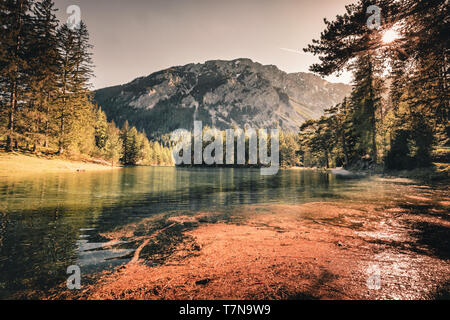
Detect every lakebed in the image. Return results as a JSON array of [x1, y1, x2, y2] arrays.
[[51, 180, 449, 300]]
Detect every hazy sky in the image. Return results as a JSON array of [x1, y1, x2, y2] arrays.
[[53, 0, 357, 89]]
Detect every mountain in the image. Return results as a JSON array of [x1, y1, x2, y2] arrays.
[[94, 58, 352, 138]]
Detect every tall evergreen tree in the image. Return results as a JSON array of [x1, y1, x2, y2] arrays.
[[299, 118, 334, 168], [325, 97, 354, 166], [103, 122, 122, 166], [303, 0, 446, 169], [55, 20, 94, 154], [28, 0, 60, 150], [120, 121, 144, 165], [94, 107, 108, 150], [401, 0, 448, 125], [349, 55, 383, 163], [0, 0, 35, 151], [55, 23, 75, 154], [279, 131, 300, 168]]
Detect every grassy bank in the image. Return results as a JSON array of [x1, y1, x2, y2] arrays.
[[381, 163, 450, 182], [287, 163, 450, 183], [0, 152, 120, 177], [324, 163, 449, 183]]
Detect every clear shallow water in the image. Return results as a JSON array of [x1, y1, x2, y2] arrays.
[[0, 167, 414, 298]]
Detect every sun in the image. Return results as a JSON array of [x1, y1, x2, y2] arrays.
[[382, 28, 401, 44]]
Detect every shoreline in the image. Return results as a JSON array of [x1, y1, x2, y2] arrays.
[[287, 165, 450, 183], [0, 152, 121, 178], [1, 152, 447, 184]]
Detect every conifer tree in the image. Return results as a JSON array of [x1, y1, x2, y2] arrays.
[[325, 98, 354, 166], [94, 107, 108, 150], [55, 20, 94, 154], [279, 132, 300, 168], [103, 122, 122, 166], [28, 0, 60, 151], [0, 0, 35, 151], [120, 120, 130, 163], [349, 55, 383, 163]]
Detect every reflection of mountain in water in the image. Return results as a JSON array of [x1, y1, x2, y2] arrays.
[[0, 167, 361, 298]]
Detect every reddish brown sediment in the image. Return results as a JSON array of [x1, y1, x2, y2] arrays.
[[52, 194, 450, 300], [129, 222, 178, 264]]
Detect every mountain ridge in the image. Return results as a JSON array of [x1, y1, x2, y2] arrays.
[[94, 58, 352, 138]]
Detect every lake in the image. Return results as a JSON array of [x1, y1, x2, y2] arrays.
[[0, 167, 446, 299]]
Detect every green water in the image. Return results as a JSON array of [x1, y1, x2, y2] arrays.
[[0, 167, 408, 298]]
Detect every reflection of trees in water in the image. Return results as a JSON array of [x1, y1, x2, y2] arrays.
[[0, 168, 346, 298]]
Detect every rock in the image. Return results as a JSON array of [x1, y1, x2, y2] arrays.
[[195, 279, 212, 286]]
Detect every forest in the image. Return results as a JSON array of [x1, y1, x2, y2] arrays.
[[0, 0, 173, 166], [171, 125, 300, 169], [1, 0, 448, 172]]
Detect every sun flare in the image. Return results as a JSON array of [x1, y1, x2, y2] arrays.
[[382, 28, 401, 44]]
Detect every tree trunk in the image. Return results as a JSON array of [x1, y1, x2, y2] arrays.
[[341, 133, 349, 167], [371, 117, 377, 164], [325, 149, 330, 169], [6, 0, 24, 152], [6, 82, 17, 152], [58, 116, 64, 155], [32, 102, 39, 153], [44, 100, 50, 148]]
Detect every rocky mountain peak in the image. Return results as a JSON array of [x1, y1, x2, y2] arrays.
[[94, 59, 352, 138]]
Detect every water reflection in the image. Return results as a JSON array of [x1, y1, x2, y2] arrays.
[[0, 167, 400, 298]]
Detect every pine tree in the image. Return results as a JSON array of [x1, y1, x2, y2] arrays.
[[55, 20, 94, 154], [279, 132, 300, 168], [120, 120, 129, 163], [153, 141, 163, 165], [304, 0, 400, 76], [349, 55, 383, 163], [55, 23, 75, 154], [0, 2, 122, 163], [127, 127, 140, 165], [28, 0, 60, 151], [305, 0, 448, 170], [137, 131, 153, 164], [0, 0, 35, 151], [103, 122, 122, 166], [299, 118, 334, 168], [325, 98, 354, 166], [402, 0, 448, 125], [120, 122, 141, 165], [94, 107, 108, 150]]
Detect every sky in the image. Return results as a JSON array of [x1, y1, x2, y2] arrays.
[[53, 0, 358, 89]]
